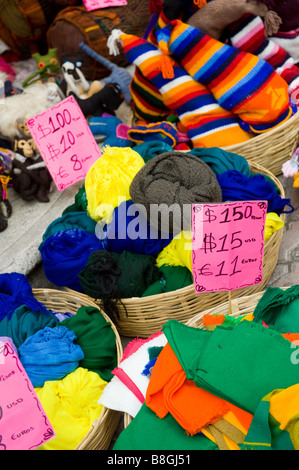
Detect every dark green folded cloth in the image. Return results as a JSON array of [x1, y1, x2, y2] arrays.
[[253, 285, 299, 333], [163, 319, 299, 414], [61, 306, 118, 382], [142, 264, 193, 297], [79, 249, 160, 300]]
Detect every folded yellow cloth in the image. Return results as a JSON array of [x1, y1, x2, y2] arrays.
[[35, 367, 107, 450], [264, 212, 284, 242], [156, 231, 193, 272], [85, 146, 144, 223]]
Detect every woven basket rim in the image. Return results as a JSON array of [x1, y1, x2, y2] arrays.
[[222, 111, 299, 151], [32, 288, 123, 451]]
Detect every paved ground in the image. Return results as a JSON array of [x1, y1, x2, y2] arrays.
[[266, 175, 299, 288]]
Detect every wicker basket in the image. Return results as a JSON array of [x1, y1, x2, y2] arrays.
[[32, 288, 123, 450], [66, 161, 286, 338], [123, 286, 290, 429], [222, 111, 299, 177], [186, 287, 290, 329]]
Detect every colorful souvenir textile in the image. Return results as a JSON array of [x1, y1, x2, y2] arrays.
[[217, 170, 293, 215], [133, 140, 173, 163], [39, 229, 102, 291], [113, 403, 218, 450], [0, 304, 58, 349], [61, 306, 118, 382], [155, 20, 293, 134], [99, 331, 167, 417], [129, 151, 222, 234], [36, 367, 107, 450], [156, 231, 193, 272], [111, 30, 251, 147], [0, 272, 49, 321], [102, 200, 173, 257], [142, 264, 193, 296], [187, 147, 252, 177], [228, 14, 299, 102], [252, 285, 299, 333], [264, 212, 285, 241], [85, 146, 144, 223], [18, 326, 84, 387], [163, 319, 299, 414], [79, 249, 160, 300], [41, 211, 97, 243], [62, 186, 88, 214], [241, 384, 299, 450]]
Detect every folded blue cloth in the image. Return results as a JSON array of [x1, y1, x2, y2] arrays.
[[19, 325, 84, 387], [0, 272, 50, 321], [217, 170, 294, 215], [39, 229, 104, 291], [101, 200, 173, 256]]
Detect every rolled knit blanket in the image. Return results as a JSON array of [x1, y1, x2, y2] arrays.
[[129, 151, 222, 233]]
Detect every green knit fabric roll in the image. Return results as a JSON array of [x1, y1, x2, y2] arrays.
[[61, 306, 118, 382]]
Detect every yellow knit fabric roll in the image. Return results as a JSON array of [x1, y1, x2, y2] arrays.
[[156, 213, 284, 273], [264, 212, 284, 242], [85, 146, 145, 223], [156, 231, 193, 272], [35, 367, 107, 450]]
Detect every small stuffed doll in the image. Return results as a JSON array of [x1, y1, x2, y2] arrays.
[[22, 49, 61, 88], [11, 126, 52, 203], [58, 52, 102, 100], [70, 82, 124, 118]]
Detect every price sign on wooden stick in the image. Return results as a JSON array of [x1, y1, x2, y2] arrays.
[[27, 96, 102, 191], [191, 201, 267, 294]]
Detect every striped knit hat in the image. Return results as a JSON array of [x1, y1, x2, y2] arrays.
[[155, 19, 294, 134], [108, 30, 251, 148]]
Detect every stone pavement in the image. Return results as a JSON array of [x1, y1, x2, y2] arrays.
[[266, 175, 299, 288]]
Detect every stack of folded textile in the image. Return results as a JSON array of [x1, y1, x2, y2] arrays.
[[105, 285, 299, 450]]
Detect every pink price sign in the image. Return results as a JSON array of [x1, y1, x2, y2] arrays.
[[191, 201, 267, 293], [0, 339, 55, 450], [83, 0, 127, 10], [27, 96, 102, 191]]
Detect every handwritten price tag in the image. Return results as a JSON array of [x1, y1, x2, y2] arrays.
[[83, 0, 127, 11], [191, 201, 267, 293], [27, 96, 102, 191], [0, 339, 55, 450]]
